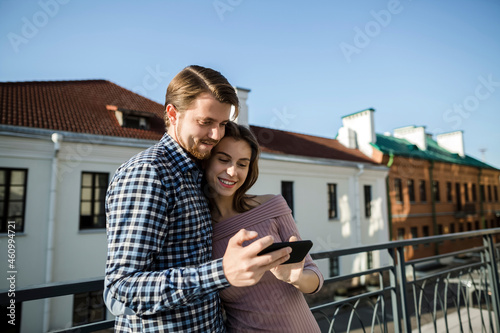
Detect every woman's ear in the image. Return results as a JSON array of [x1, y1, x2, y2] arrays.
[[166, 104, 177, 126]]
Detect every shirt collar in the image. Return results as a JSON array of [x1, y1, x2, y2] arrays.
[[160, 133, 202, 174]]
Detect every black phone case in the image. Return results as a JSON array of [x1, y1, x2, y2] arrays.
[[257, 240, 313, 264]]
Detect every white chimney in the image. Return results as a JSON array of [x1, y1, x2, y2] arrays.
[[393, 126, 427, 151], [234, 87, 250, 126], [337, 126, 357, 149], [436, 131, 465, 157], [338, 108, 375, 156]]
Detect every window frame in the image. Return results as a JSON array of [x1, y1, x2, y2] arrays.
[[0, 168, 28, 233], [419, 180, 427, 202], [394, 178, 403, 203], [281, 181, 294, 217], [327, 183, 338, 220], [364, 185, 372, 218], [79, 172, 109, 230]]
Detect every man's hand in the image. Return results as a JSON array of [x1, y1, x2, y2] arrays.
[[222, 229, 291, 287]]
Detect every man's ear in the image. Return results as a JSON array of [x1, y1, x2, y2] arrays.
[[166, 104, 177, 126]]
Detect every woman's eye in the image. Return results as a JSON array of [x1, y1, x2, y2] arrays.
[[238, 163, 248, 168]]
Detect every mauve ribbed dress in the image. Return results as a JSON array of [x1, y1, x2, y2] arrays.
[[212, 195, 323, 332]]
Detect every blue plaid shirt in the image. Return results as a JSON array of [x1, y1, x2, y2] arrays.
[[104, 133, 230, 332]]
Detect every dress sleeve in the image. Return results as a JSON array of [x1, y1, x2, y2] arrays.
[[104, 163, 229, 316], [273, 210, 324, 294]]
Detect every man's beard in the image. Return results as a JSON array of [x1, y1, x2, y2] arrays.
[[175, 122, 218, 160]]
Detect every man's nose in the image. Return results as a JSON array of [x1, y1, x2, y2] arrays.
[[208, 125, 222, 141]]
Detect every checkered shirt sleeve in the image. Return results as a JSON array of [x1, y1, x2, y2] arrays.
[[104, 134, 230, 332]]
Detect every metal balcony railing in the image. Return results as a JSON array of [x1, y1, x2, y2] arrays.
[[1, 228, 499, 333]]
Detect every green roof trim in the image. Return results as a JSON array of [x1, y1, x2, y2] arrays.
[[371, 134, 497, 170], [341, 108, 375, 119]]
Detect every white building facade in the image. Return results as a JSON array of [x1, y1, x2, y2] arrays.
[[1, 81, 389, 331]]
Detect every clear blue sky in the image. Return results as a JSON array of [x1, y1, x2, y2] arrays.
[[1, 0, 499, 168]]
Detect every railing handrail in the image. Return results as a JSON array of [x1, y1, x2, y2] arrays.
[[311, 228, 500, 260], [1, 228, 499, 332]]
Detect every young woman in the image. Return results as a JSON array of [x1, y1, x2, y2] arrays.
[[204, 122, 323, 332]]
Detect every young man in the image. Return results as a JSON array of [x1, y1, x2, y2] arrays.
[[104, 65, 291, 332]]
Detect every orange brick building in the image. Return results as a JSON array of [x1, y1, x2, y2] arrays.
[[338, 109, 500, 260]]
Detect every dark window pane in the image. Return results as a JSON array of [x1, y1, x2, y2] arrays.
[[8, 202, 23, 217], [364, 185, 372, 217], [328, 183, 337, 219], [281, 181, 294, 215]]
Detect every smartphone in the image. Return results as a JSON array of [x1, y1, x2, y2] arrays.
[[257, 240, 313, 265]]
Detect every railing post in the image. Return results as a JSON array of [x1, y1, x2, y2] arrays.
[[483, 234, 500, 331], [388, 248, 402, 333], [395, 246, 412, 332]]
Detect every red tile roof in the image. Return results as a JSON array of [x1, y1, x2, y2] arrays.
[[0, 79, 165, 140], [0, 79, 377, 164], [250, 125, 377, 164]]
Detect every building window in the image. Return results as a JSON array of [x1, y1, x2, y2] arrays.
[[367, 251, 373, 269], [73, 290, 105, 326], [0, 168, 27, 233], [475, 220, 480, 230], [327, 183, 337, 219], [329, 257, 339, 277], [446, 182, 452, 203], [467, 222, 473, 231], [480, 185, 485, 201], [364, 185, 372, 218], [450, 223, 456, 241], [433, 181, 440, 202], [410, 227, 418, 249], [463, 183, 469, 202], [419, 180, 427, 202], [494, 186, 498, 202], [281, 181, 294, 216], [456, 183, 462, 211], [80, 172, 108, 230], [472, 184, 477, 202], [394, 178, 403, 203], [487, 185, 492, 202], [458, 223, 464, 233], [397, 228, 405, 240], [407, 179, 415, 202], [422, 225, 430, 247]]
